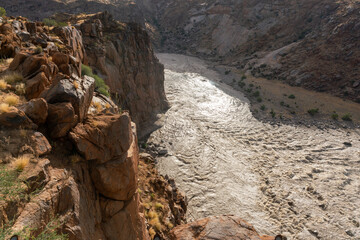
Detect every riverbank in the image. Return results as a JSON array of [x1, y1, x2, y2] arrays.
[[148, 53, 360, 239]]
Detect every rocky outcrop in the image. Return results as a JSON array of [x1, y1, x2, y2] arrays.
[[170, 215, 275, 240], [79, 12, 168, 133]]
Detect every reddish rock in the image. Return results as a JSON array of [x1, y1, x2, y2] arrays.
[[0, 107, 36, 129], [44, 76, 95, 122], [52, 52, 69, 67], [170, 215, 274, 240], [21, 55, 48, 78], [100, 197, 125, 219], [9, 52, 29, 71], [0, 23, 21, 58], [30, 132, 52, 156], [18, 98, 48, 124], [47, 102, 78, 138], [69, 113, 133, 163]]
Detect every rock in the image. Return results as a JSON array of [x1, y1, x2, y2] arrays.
[[9, 52, 29, 71], [353, 81, 359, 88], [18, 159, 50, 192], [26, 72, 51, 100], [100, 197, 125, 219], [47, 102, 78, 138], [21, 55, 48, 78], [17, 31, 31, 42], [170, 215, 274, 240], [25, 22, 37, 35], [88, 92, 119, 115], [18, 98, 48, 124], [69, 113, 133, 163], [0, 107, 36, 129], [30, 132, 52, 156], [33, 37, 48, 48], [52, 52, 69, 67], [44, 76, 95, 122], [0, 23, 21, 57]]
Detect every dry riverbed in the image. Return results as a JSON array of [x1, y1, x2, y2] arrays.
[[148, 53, 360, 239]]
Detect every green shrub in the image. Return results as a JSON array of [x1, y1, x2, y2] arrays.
[[307, 108, 319, 116], [256, 97, 262, 103], [270, 109, 276, 118], [331, 112, 338, 120], [238, 82, 245, 88], [81, 64, 110, 97], [225, 70, 231, 75], [253, 91, 260, 97], [35, 46, 43, 54], [241, 75, 246, 80], [341, 113, 352, 121], [43, 18, 67, 27], [260, 105, 266, 111], [0, 7, 6, 17], [0, 166, 25, 201], [288, 94, 295, 99]]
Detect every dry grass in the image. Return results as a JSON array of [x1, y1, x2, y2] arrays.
[[15, 83, 26, 95], [0, 103, 11, 113], [70, 154, 82, 163], [148, 211, 158, 219], [73, 81, 79, 89], [93, 101, 103, 113], [155, 202, 164, 210], [148, 228, 156, 239], [0, 80, 7, 90], [105, 103, 111, 109], [166, 222, 174, 229], [13, 155, 30, 172], [3, 95, 19, 106], [149, 217, 162, 231], [2, 72, 23, 84], [19, 129, 28, 138]]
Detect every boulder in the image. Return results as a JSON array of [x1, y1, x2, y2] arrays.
[[44, 76, 95, 122], [0, 107, 36, 129], [21, 55, 48, 78], [18, 98, 48, 124], [25, 22, 37, 35], [88, 92, 119, 115], [17, 31, 31, 42], [9, 52, 29, 71], [52, 52, 69, 67], [170, 215, 274, 240], [25, 72, 51, 100], [69, 113, 132, 163], [47, 102, 78, 138], [100, 197, 124, 219], [30, 132, 52, 156]]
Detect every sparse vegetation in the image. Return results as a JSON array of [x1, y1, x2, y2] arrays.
[[0, 103, 11, 113], [241, 75, 246, 80], [13, 155, 30, 172], [81, 65, 110, 97], [256, 97, 262, 103], [70, 154, 82, 163], [238, 81, 245, 88], [341, 113, 352, 121], [15, 83, 26, 95], [35, 46, 43, 54], [43, 18, 67, 27], [0, 7, 6, 17], [0, 166, 25, 201], [331, 112, 339, 120], [270, 109, 276, 118], [4, 95, 19, 106], [307, 108, 319, 116], [224, 70, 231, 75], [260, 105, 266, 111], [0, 79, 7, 90], [288, 94, 295, 99], [2, 72, 23, 84], [253, 91, 260, 97]]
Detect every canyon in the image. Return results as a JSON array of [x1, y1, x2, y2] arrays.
[[0, 0, 360, 240]]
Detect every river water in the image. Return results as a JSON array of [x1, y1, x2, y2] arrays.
[[148, 54, 360, 239]]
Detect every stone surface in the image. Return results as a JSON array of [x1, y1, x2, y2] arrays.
[[26, 72, 51, 100], [44, 76, 95, 122], [69, 113, 132, 163], [30, 132, 52, 156], [18, 98, 48, 125], [47, 102, 78, 138], [0, 107, 36, 129], [170, 215, 274, 240]]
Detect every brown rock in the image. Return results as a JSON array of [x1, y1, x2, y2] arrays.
[[9, 52, 29, 71], [0, 107, 36, 129], [21, 55, 48, 78], [44, 76, 95, 122], [100, 197, 124, 219], [26, 72, 51, 100], [25, 22, 37, 35], [18, 98, 48, 124], [47, 102, 78, 138], [69, 113, 132, 163], [30, 132, 52, 156], [52, 52, 69, 67], [170, 215, 273, 240]]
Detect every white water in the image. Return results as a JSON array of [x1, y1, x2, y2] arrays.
[[149, 54, 360, 239]]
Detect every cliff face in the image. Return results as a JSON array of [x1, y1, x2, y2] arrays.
[[78, 12, 168, 133], [0, 14, 165, 239]]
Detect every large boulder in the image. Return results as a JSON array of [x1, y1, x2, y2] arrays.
[[0, 107, 36, 129], [170, 215, 275, 240], [90, 136, 138, 201], [0, 23, 21, 58], [69, 113, 132, 164], [25, 72, 51, 100], [18, 98, 48, 124], [44, 76, 95, 122], [30, 132, 52, 156], [47, 102, 78, 138]]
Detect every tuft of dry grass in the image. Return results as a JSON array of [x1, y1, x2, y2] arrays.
[[13, 155, 30, 172], [0, 103, 11, 113], [73, 81, 79, 89], [19, 129, 28, 138], [155, 202, 164, 211], [2, 72, 23, 84], [105, 103, 111, 109], [70, 154, 82, 163], [148, 228, 156, 239], [0, 80, 7, 90], [15, 83, 26, 95], [3, 95, 19, 106], [149, 217, 162, 231], [93, 101, 103, 113], [166, 222, 174, 229]]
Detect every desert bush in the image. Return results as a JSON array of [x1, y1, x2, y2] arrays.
[[43, 18, 67, 27], [4, 95, 19, 106], [341, 113, 352, 121], [241, 75, 246, 80], [81, 65, 110, 97], [253, 91, 260, 97], [0, 103, 11, 113], [13, 155, 30, 172], [288, 94, 295, 99], [256, 97, 262, 103], [35, 46, 43, 54], [0, 7, 6, 17], [270, 109, 276, 118], [260, 105, 266, 111], [307, 108, 319, 116], [331, 112, 338, 120], [2, 72, 23, 84]]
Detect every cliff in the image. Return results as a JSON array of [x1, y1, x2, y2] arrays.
[[0, 14, 168, 239]]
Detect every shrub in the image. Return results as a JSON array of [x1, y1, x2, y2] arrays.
[[13, 155, 30, 172], [35, 46, 43, 54], [260, 105, 266, 111], [256, 97, 262, 103], [4, 95, 19, 106], [341, 113, 352, 121], [224, 70, 231, 75], [253, 91, 260, 97], [331, 112, 339, 120], [43, 18, 67, 27], [270, 109, 276, 118], [0, 79, 7, 90], [307, 108, 319, 116], [0, 103, 11, 113], [15, 83, 26, 95], [2, 72, 23, 84], [0, 166, 25, 201], [81, 65, 110, 97], [0, 7, 6, 17], [241, 75, 246, 80], [238, 82, 245, 88], [288, 94, 295, 99], [155, 202, 164, 210]]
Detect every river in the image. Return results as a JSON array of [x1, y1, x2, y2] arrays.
[[148, 53, 360, 239]]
